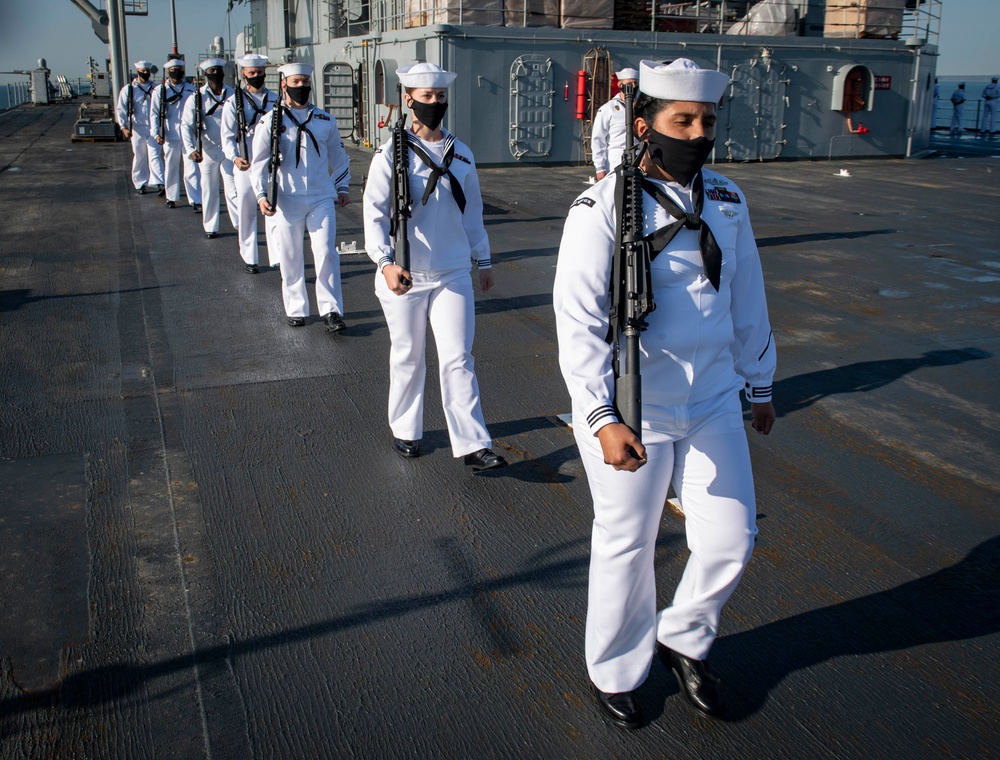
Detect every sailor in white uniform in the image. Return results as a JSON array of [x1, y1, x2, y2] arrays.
[[362, 62, 507, 472], [981, 77, 999, 136], [251, 62, 351, 329], [591, 67, 639, 181], [114, 60, 159, 193], [949, 83, 967, 138], [554, 58, 776, 729], [221, 54, 276, 273], [182, 58, 238, 238], [150, 59, 201, 209]]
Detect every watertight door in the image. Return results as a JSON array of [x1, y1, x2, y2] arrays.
[[509, 55, 554, 160], [726, 59, 789, 161], [322, 62, 356, 139]]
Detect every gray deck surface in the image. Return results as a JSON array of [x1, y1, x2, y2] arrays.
[[1, 104, 998, 759]]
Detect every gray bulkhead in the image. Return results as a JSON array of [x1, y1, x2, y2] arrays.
[[248, 1, 937, 165]]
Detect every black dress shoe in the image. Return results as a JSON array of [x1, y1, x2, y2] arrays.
[[592, 685, 642, 730], [323, 312, 346, 333], [138, 184, 146, 195], [192, 203, 202, 213], [205, 231, 217, 239], [157, 185, 165, 197], [245, 263, 259, 274], [165, 200, 176, 209], [463, 448, 508, 471], [658, 645, 724, 717], [286, 316, 306, 327], [392, 438, 420, 458]]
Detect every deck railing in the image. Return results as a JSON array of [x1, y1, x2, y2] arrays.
[[310, 0, 942, 42]]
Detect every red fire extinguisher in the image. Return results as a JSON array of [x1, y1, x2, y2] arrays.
[[575, 70, 587, 120]]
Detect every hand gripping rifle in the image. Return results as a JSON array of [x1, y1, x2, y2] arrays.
[[610, 82, 654, 439], [157, 76, 167, 142], [389, 83, 412, 280], [265, 73, 282, 210], [233, 77, 248, 161]]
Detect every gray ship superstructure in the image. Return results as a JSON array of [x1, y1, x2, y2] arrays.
[[239, 0, 941, 164]]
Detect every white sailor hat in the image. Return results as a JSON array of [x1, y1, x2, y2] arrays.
[[638, 58, 730, 103], [133, 60, 153, 71], [615, 67, 639, 82], [236, 54, 269, 69], [396, 62, 457, 89], [199, 58, 227, 71], [277, 62, 313, 78], [164, 59, 186, 70]]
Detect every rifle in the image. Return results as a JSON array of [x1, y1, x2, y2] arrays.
[[233, 77, 248, 161], [157, 77, 167, 142], [610, 82, 653, 439], [126, 78, 134, 133], [194, 70, 203, 158], [389, 83, 412, 280], [265, 74, 282, 210]]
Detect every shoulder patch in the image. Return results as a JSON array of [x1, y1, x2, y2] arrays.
[[374, 147, 384, 155], [314, 112, 331, 121], [571, 197, 596, 209], [453, 152, 471, 164], [706, 187, 742, 204]]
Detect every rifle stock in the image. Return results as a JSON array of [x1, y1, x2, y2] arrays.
[[234, 81, 248, 161], [157, 78, 167, 142], [390, 83, 411, 276], [265, 74, 282, 210], [126, 79, 134, 133], [611, 82, 653, 440], [194, 73, 203, 157]]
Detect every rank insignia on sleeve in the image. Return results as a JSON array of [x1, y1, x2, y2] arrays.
[[315, 113, 330, 120], [571, 197, 596, 209], [706, 187, 741, 203], [454, 153, 471, 164]]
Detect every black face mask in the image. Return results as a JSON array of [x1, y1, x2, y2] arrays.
[[285, 85, 311, 105], [410, 100, 448, 130], [245, 74, 266, 89], [136, 72, 151, 83], [168, 69, 185, 84], [205, 71, 225, 86], [643, 128, 715, 187]]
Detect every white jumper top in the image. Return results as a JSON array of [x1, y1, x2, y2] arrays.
[[249, 104, 351, 201], [115, 80, 155, 136], [220, 88, 275, 163], [181, 84, 233, 160], [363, 129, 490, 274], [554, 168, 776, 436], [590, 95, 629, 175], [149, 81, 197, 143]]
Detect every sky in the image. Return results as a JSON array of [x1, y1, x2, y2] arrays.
[[0, 0, 996, 86]]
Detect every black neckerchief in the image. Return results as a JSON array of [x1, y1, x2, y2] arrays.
[[282, 106, 319, 167], [135, 82, 153, 100], [244, 90, 270, 128], [165, 83, 186, 105], [641, 171, 722, 291], [204, 87, 229, 117], [405, 132, 466, 213]]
